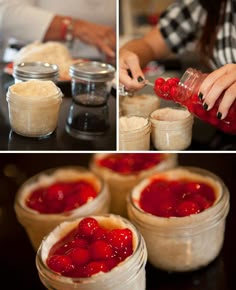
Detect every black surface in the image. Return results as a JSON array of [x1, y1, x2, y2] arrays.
[[0, 64, 117, 151], [0, 153, 235, 290]]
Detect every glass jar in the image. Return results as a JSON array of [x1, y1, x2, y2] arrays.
[[6, 80, 63, 138], [150, 107, 194, 150], [66, 61, 115, 139], [13, 62, 59, 83], [90, 153, 178, 217], [14, 166, 110, 250], [119, 116, 151, 151], [172, 68, 236, 135], [127, 167, 230, 272], [36, 214, 147, 290], [121, 94, 160, 118]]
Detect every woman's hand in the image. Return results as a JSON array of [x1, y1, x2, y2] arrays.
[[199, 64, 236, 119], [119, 48, 147, 91], [74, 19, 116, 59]]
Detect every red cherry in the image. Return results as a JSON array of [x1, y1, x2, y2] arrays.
[[77, 217, 99, 237], [64, 192, 81, 211], [47, 255, 74, 274], [107, 228, 133, 250], [90, 240, 114, 260], [117, 246, 133, 261], [26, 189, 45, 212], [169, 85, 177, 98], [77, 188, 97, 206], [84, 261, 109, 277], [44, 183, 66, 202], [67, 248, 90, 266], [66, 238, 89, 250], [176, 201, 200, 217], [91, 227, 108, 241], [154, 77, 165, 88]]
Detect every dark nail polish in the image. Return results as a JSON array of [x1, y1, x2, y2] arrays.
[[203, 103, 208, 110], [137, 76, 144, 83], [217, 112, 222, 120], [198, 92, 203, 100]]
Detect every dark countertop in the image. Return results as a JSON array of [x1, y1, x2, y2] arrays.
[[0, 153, 235, 290], [0, 64, 117, 151]]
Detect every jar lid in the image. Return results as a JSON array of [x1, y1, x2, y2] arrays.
[[13, 62, 59, 81], [70, 61, 115, 81]]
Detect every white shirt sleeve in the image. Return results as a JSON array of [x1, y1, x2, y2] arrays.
[[0, 0, 55, 43]]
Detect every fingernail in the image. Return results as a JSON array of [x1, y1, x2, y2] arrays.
[[217, 112, 222, 120], [198, 92, 203, 100], [137, 76, 144, 83], [203, 103, 208, 110]]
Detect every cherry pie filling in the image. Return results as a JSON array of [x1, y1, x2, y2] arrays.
[[96, 153, 166, 174], [26, 180, 98, 214], [46, 217, 133, 278], [138, 178, 216, 218], [154, 77, 236, 134]]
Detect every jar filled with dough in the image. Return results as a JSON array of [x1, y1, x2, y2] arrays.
[[6, 80, 63, 138]]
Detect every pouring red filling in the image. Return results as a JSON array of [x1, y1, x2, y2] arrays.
[[96, 153, 166, 174], [139, 178, 216, 217], [46, 217, 133, 278], [26, 181, 98, 214]]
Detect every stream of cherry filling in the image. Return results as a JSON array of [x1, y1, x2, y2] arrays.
[[46, 217, 133, 278], [138, 178, 216, 218], [154, 77, 236, 134], [25, 180, 98, 214], [96, 153, 166, 174]]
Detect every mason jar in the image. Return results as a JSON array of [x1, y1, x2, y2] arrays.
[[14, 166, 110, 250], [66, 61, 115, 139], [13, 62, 59, 83], [90, 153, 178, 217], [121, 94, 160, 118], [6, 80, 63, 138], [119, 115, 151, 151], [127, 167, 230, 272], [36, 214, 147, 290], [150, 107, 194, 150]]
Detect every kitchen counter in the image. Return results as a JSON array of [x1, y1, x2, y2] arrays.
[[0, 153, 235, 290], [0, 64, 117, 151]]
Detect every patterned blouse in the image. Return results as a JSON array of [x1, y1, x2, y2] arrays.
[[159, 0, 236, 69]]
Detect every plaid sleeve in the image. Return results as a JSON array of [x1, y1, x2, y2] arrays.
[[159, 0, 206, 54]]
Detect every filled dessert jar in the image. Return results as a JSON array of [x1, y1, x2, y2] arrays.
[[119, 115, 151, 151], [150, 107, 194, 150], [90, 153, 177, 217], [36, 214, 147, 290], [14, 167, 110, 250], [6, 80, 63, 138], [121, 94, 160, 118], [127, 167, 230, 272]]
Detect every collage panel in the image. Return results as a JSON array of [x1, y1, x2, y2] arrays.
[[119, 0, 236, 151], [0, 152, 234, 289], [0, 0, 117, 151]]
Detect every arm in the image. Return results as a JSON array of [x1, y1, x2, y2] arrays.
[[0, 0, 116, 58], [119, 26, 172, 91]]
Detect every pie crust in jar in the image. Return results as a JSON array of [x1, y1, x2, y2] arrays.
[[90, 153, 177, 217], [127, 167, 230, 272], [14, 166, 110, 250], [36, 214, 147, 290]]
